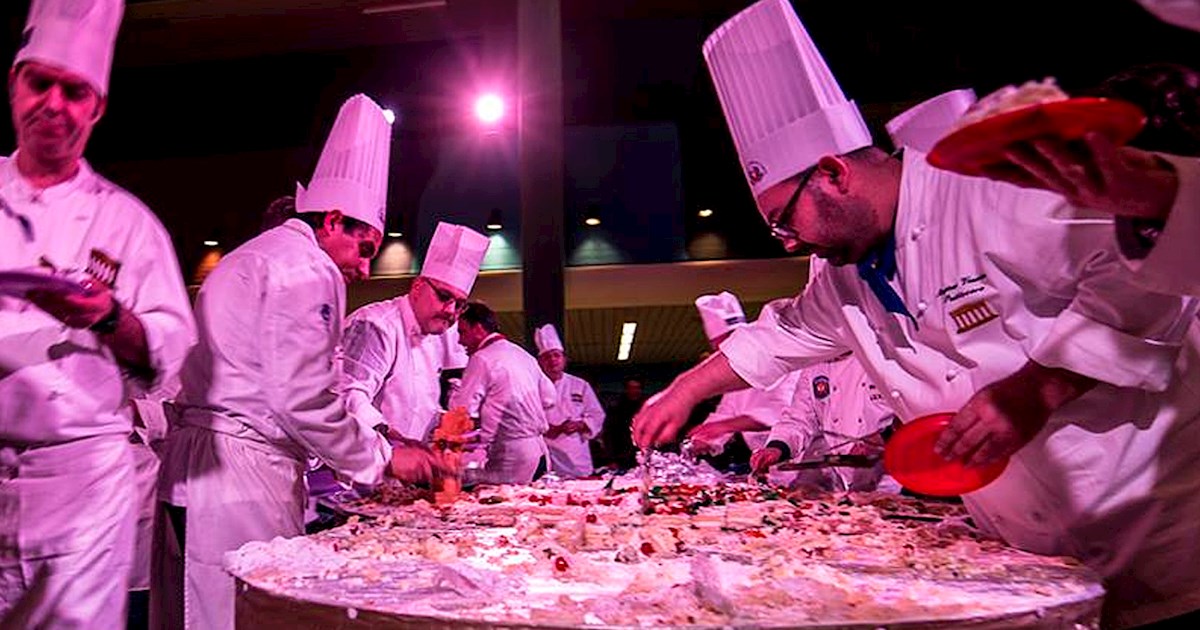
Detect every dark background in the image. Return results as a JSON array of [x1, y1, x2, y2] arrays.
[[1, 0, 1195, 276]]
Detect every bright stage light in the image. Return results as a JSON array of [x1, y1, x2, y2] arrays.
[[474, 94, 505, 124]]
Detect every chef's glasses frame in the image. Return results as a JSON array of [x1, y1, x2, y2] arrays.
[[768, 166, 815, 243], [418, 277, 468, 313]]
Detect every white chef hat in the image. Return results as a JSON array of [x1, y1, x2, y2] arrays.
[[534, 324, 564, 356], [1134, 0, 1200, 31], [885, 89, 977, 153], [296, 94, 392, 234], [695, 291, 748, 341], [14, 0, 123, 97], [420, 222, 490, 295], [703, 0, 871, 216]]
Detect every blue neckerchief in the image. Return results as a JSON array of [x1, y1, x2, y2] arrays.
[[856, 234, 916, 327]]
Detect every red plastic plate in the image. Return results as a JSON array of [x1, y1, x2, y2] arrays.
[[926, 97, 1145, 177], [883, 413, 1008, 497]]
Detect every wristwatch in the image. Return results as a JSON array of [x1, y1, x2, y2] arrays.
[[90, 300, 121, 335]]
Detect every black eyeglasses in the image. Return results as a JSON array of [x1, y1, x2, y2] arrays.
[[358, 240, 378, 259], [423, 278, 468, 313], [768, 167, 815, 242]]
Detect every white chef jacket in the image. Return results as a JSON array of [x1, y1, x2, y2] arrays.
[[451, 334, 555, 484], [1133, 0, 1200, 31], [341, 295, 459, 441], [0, 155, 195, 628], [160, 219, 391, 629], [165, 218, 390, 498], [1118, 154, 1200, 297], [766, 356, 896, 491], [698, 371, 800, 453], [0, 156, 195, 443], [721, 149, 1200, 628], [544, 372, 605, 478]]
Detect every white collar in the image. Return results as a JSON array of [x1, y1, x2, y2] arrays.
[[0, 152, 95, 205]]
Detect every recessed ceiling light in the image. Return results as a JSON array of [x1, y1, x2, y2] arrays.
[[617, 322, 637, 361], [698, 208, 714, 218], [486, 208, 503, 231]]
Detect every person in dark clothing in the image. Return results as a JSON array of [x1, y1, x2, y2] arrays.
[[598, 377, 646, 470]]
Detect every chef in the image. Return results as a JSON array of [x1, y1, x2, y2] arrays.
[[632, 1, 1200, 626], [974, 76, 1200, 298], [884, 89, 976, 153], [452, 302, 555, 485], [340, 221, 489, 442], [1133, 0, 1200, 30], [684, 293, 798, 459], [0, 0, 196, 626], [535, 324, 605, 478], [750, 350, 898, 492], [157, 94, 437, 630]]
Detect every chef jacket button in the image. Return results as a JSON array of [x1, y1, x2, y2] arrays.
[[911, 225, 926, 240], [945, 369, 959, 382], [916, 300, 928, 315], [890, 390, 902, 400]]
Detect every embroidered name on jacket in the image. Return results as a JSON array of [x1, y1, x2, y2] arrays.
[[937, 273, 988, 304]]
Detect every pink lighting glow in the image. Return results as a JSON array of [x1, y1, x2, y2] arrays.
[[474, 93, 505, 124]]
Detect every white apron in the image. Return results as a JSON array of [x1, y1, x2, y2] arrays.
[[162, 421, 305, 630], [0, 434, 136, 629], [479, 435, 548, 486]]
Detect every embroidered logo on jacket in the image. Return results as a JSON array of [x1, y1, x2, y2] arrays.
[[812, 375, 831, 400], [87, 249, 121, 288], [745, 161, 766, 184], [950, 299, 999, 334]]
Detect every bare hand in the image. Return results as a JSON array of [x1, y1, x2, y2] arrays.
[[632, 389, 696, 449], [685, 422, 731, 456], [389, 444, 451, 484], [979, 132, 1178, 220], [458, 430, 482, 449], [750, 446, 784, 476], [934, 375, 1052, 468], [26, 277, 115, 329], [555, 420, 587, 437]]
